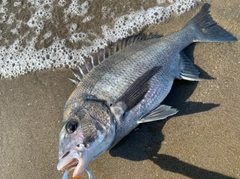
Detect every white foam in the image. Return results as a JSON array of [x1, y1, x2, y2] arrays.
[[43, 31, 52, 39], [0, 0, 202, 78], [64, 0, 89, 17], [58, 0, 66, 7], [157, 0, 166, 5], [70, 33, 88, 43]]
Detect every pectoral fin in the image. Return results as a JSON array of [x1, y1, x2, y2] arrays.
[[115, 66, 161, 112], [110, 66, 161, 120], [137, 105, 178, 124]]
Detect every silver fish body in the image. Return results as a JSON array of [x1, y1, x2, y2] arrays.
[[57, 3, 237, 178]]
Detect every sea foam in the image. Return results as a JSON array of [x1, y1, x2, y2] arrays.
[[0, 0, 201, 78]]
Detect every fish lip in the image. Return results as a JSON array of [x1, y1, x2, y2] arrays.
[[57, 153, 79, 172], [58, 158, 78, 171], [57, 144, 85, 171]]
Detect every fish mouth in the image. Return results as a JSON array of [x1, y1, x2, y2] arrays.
[[58, 157, 78, 171], [57, 144, 87, 177]]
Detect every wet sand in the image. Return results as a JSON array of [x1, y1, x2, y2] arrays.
[[0, 1, 240, 179]]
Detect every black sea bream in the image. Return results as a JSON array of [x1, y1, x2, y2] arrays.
[[57, 3, 237, 178]]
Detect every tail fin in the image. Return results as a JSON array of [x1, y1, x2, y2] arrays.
[[186, 3, 237, 42]]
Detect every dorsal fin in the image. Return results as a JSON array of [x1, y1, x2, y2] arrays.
[[69, 33, 162, 85]]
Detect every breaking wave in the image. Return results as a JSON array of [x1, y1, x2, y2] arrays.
[[0, 0, 202, 78]]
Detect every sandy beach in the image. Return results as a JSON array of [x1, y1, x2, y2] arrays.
[[0, 1, 239, 179]]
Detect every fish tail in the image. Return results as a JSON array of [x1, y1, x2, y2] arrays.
[[187, 3, 237, 42]]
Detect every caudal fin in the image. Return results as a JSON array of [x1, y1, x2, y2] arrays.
[[187, 3, 237, 42]]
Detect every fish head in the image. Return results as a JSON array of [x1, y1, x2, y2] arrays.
[[57, 98, 116, 178]]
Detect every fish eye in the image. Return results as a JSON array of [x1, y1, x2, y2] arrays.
[[65, 120, 78, 134]]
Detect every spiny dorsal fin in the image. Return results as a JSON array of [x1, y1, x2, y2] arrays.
[[69, 33, 163, 85]]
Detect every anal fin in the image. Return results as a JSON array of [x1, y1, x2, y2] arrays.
[[179, 52, 200, 81], [137, 105, 178, 124]]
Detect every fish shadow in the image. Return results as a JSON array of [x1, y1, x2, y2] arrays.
[[109, 80, 219, 160], [109, 45, 234, 178], [153, 154, 236, 179], [109, 81, 232, 178]]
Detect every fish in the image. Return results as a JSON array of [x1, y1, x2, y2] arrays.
[[57, 3, 237, 179]]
